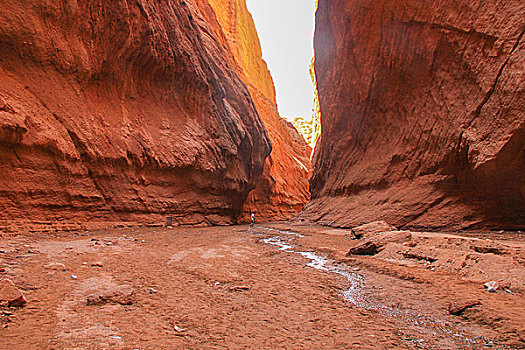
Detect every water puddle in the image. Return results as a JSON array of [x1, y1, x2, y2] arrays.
[[254, 226, 499, 350]]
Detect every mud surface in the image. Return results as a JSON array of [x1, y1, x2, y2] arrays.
[[1, 224, 523, 349]]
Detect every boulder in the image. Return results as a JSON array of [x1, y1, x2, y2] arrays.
[[350, 221, 397, 239], [348, 231, 412, 256]]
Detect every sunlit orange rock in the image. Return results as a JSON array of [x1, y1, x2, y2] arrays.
[[303, 0, 525, 229], [205, 0, 312, 221], [291, 59, 322, 151], [0, 0, 271, 228]]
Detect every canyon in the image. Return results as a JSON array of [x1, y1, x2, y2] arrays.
[[1, 0, 524, 349], [2, 0, 521, 231]]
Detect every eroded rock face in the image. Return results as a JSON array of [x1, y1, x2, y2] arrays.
[[304, 0, 525, 229], [205, 0, 312, 221], [0, 0, 271, 228]]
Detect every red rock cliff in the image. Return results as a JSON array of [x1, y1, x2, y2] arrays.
[[0, 0, 272, 230], [205, 0, 312, 221], [303, 0, 525, 229]]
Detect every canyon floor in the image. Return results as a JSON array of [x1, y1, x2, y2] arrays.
[[0, 223, 524, 349]]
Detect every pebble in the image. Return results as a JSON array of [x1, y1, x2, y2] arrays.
[[173, 325, 185, 332], [71, 275, 78, 280], [484, 281, 499, 293], [230, 286, 250, 292], [44, 262, 67, 271]]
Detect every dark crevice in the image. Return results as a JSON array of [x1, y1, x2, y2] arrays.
[[404, 19, 498, 43]]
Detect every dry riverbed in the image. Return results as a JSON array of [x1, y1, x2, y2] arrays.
[[0, 224, 523, 349]]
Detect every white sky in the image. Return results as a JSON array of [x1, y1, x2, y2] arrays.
[[246, 0, 316, 122]]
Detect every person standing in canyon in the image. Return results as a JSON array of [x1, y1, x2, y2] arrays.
[[250, 212, 256, 227]]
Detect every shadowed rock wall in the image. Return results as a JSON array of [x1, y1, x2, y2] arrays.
[[302, 0, 525, 229]]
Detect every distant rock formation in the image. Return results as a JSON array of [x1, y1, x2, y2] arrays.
[[0, 0, 272, 229], [291, 117, 317, 150], [302, 0, 525, 229], [291, 59, 322, 151]]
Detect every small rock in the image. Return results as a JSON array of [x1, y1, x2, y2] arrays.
[[230, 286, 250, 292], [87, 285, 135, 306], [448, 300, 481, 315], [484, 281, 499, 293], [0, 279, 27, 307], [148, 288, 157, 294], [71, 275, 78, 280], [44, 262, 68, 271], [173, 324, 185, 333], [91, 261, 104, 267]]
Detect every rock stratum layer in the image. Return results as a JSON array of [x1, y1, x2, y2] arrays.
[[304, 0, 525, 229], [206, 0, 311, 221], [0, 0, 273, 229]]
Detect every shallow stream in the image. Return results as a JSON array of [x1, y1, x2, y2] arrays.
[[254, 226, 502, 350]]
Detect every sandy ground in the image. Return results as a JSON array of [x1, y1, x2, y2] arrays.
[[0, 224, 523, 349]]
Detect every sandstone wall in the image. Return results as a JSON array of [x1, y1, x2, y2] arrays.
[[303, 0, 525, 229], [0, 0, 272, 230], [206, 0, 311, 221]]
